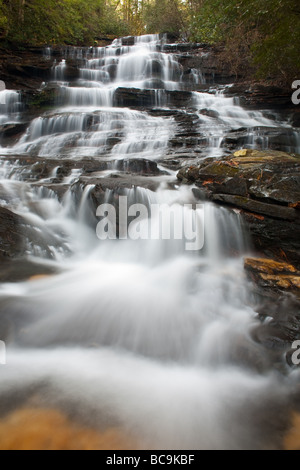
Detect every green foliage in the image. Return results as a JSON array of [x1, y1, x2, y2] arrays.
[[0, 0, 299, 85], [143, 0, 186, 35], [188, 0, 300, 85], [1, 0, 128, 45], [0, 0, 8, 37]]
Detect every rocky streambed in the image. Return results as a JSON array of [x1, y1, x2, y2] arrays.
[[0, 34, 300, 449]]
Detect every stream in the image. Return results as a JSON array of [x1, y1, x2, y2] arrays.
[[0, 34, 299, 450]]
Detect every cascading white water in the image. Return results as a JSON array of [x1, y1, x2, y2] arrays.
[[192, 91, 300, 157], [0, 166, 289, 449], [10, 107, 172, 159], [0, 34, 297, 450], [0, 192, 288, 449], [52, 59, 68, 83], [43, 47, 52, 60], [0, 89, 22, 125], [2, 34, 298, 158]]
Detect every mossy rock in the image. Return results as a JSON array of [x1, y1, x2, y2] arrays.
[[26, 86, 59, 112], [199, 161, 239, 177]]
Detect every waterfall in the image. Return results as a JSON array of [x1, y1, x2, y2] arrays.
[[3, 34, 298, 157], [192, 91, 300, 157], [43, 47, 52, 60], [0, 90, 22, 125], [52, 59, 68, 83], [0, 34, 297, 450]]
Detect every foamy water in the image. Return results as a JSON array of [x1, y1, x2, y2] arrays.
[[0, 33, 298, 450]]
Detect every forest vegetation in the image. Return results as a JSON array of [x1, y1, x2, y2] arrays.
[[0, 0, 299, 85]]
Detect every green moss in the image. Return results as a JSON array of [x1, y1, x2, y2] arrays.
[[28, 89, 57, 111], [202, 163, 239, 178]]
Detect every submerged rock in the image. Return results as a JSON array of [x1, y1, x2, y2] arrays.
[[284, 413, 300, 450], [0, 259, 58, 283], [0, 408, 138, 450]]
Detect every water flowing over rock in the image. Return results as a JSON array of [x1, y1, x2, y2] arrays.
[[0, 90, 23, 125], [0, 34, 300, 450]]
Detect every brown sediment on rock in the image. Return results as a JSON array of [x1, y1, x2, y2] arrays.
[[28, 274, 53, 282], [0, 408, 140, 451], [245, 258, 297, 275], [244, 257, 300, 298], [232, 149, 298, 163], [259, 274, 300, 290], [284, 413, 300, 450]]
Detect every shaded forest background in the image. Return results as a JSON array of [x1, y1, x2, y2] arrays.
[[0, 0, 299, 85]]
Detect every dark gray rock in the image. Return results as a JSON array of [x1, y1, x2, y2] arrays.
[[178, 149, 300, 268], [212, 194, 298, 221], [199, 108, 219, 119], [223, 84, 293, 110], [115, 159, 163, 176], [0, 123, 28, 142], [121, 36, 135, 46], [86, 176, 162, 207], [0, 207, 24, 259], [113, 87, 193, 109]]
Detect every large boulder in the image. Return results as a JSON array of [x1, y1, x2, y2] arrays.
[[178, 149, 300, 267], [24, 84, 60, 113]]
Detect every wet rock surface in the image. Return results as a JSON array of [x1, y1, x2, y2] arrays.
[[245, 257, 300, 298], [178, 149, 300, 268], [0, 123, 29, 144], [243, 257, 300, 373], [176, 45, 237, 85], [178, 148, 300, 371], [114, 87, 195, 108], [223, 84, 294, 111], [0, 46, 54, 91], [0, 207, 25, 260]]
